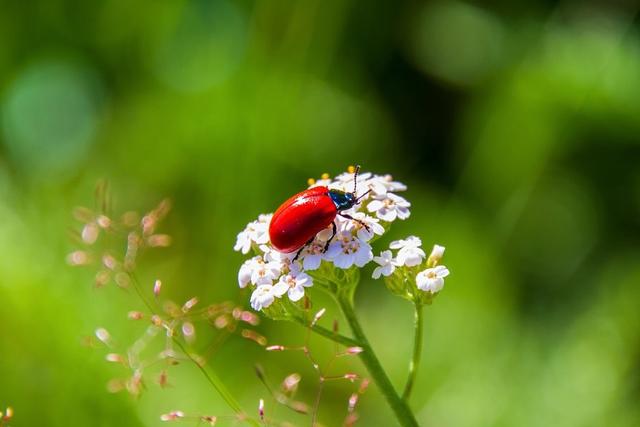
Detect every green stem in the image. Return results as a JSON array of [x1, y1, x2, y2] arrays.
[[335, 291, 419, 427], [304, 322, 363, 347], [130, 275, 259, 426], [402, 303, 423, 402]]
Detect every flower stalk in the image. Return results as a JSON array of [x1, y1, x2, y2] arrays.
[[402, 302, 423, 402], [334, 284, 419, 427]]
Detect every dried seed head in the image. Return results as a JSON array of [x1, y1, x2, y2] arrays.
[[151, 315, 163, 327], [241, 329, 267, 346], [158, 370, 169, 388], [201, 416, 217, 425]]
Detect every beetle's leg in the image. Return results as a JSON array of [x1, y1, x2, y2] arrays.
[[293, 237, 316, 262], [323, 222, 338, 253], [338, 213, 370, 232]]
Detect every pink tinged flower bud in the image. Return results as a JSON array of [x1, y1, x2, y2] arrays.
[[182, 321, 196, 338], [105, 353, 125, 364], [153, 280, 162, 297], [290, 401, 309, 414], [95, 328, 111, 345], [96, 215, 111, 228], [182, 297, 198, 312], [67, 250, 90, 266], [266, 345, 285, 351], [160, 411, 184, 421], [102, 254, 117, 270], [240, 311, 259, 326], [345, 346, 364, 355], [82, 222, 99, 244], [214, 315, 229, 329], [128, 311, 144, 320], [348, 393, 359, 412], [147, 234, 172, 247], [258, 399, 265, 420], [106, 378, 125, 393], [282, 373, 301, 392], [95, 270, 111, 287], [311, 308, 326, 326], [358, 378, 370, 393], [344, 373, 358, 382], [115, 272, 130, 288]]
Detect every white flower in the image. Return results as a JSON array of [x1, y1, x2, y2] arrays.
[[372, 250, 395, 279], [233, 214, 272, 254], [427, 244, 445, 265], [250, 259, 282, 286], [325, 232, 373, 269], [390, 236, 425, 267], [238, 256, 261, 288], [250, 285, 276, 311], [331, 171, 372, 193], [366, 193, 411, 222], [299, 239, 326, 271], [272, 269, 313, 302], [416, 265, 450, 293], [343, 212, 385, 241]]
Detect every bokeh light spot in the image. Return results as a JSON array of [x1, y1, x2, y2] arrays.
[[2, 60, 102, 175], [410, 1, 505, 86], [154, 0, 246, 93]]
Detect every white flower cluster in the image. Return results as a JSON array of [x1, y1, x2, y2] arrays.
[[234, 170, 411, 311], [373, 238, 450, 293]]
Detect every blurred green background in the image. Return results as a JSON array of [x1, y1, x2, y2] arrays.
[[1, 0, 640, 425]]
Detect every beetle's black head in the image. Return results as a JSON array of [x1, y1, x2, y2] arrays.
[[328, 189, 356, 211]]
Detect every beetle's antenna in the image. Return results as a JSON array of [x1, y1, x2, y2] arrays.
[[353, 165, 360, 195], [356, 189, 371, 202]]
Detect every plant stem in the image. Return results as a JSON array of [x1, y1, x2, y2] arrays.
[[335, 291, 419, 427], [130, 275, 259, 426], [306, 322, 363, 348], [402, 303, 423, 402]]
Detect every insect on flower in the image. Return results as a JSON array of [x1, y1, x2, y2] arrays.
[[268, 165, 372, 260]]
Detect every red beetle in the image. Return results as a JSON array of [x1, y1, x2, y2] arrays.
[[269, 166, 371, 259]]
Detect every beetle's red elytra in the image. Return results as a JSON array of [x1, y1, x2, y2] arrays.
[[268, 166, 371, 260]]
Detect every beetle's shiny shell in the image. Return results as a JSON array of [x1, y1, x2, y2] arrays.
[[269, 186, 337, 253]]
